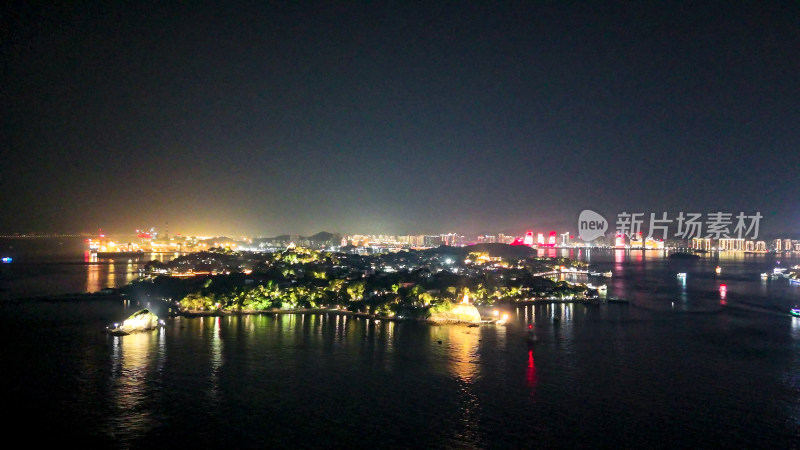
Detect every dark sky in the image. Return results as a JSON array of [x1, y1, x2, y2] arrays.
[[3, 1, 799, 236]]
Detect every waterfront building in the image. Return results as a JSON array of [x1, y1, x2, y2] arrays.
[[644, 238, 664, 249], [692, 238, 712, 251], [718, 238, 745, 251]]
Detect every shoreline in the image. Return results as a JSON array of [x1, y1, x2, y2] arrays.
[[173, 307, 501, 324]]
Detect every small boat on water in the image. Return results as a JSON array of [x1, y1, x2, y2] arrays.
[[587, 283, 608, 293], [677, 273, 686, 279], [760, 273, 769, 279], [791, 306, 800, 317], [589, 271, 612, 277], [715, 266, 721, 275]]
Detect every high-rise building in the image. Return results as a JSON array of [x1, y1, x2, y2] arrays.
[[692, 238, 712, 251], [523, 231, 534, 246], [718, 238, 745, 251]]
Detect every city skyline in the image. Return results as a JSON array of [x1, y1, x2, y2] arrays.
[[4, 2, 799, 236]]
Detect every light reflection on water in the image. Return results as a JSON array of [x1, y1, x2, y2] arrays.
[[108, 330, 163, 442], [3, 297, 799, 448]]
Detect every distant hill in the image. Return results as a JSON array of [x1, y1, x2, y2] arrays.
[[307, 231, 334, 242], [199, 236, 237, 245], [256, 231, 337, 244]]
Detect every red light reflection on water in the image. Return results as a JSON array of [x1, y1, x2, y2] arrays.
[[526, 349, 538, 389]]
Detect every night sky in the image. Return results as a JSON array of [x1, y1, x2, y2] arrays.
[[4, 1, 799, 236]]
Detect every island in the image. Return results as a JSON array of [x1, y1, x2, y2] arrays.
[[122, 243, 603, 322]]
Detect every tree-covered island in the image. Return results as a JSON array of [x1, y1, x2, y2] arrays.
[[123, 243, 600, 320]]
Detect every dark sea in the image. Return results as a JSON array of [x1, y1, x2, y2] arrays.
[[1, 239, 799, 448]]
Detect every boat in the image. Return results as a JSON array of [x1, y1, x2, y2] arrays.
[[715, 266, 721, 274], [586, 283, 607, 292], [677, 273, 686, 279], [791, 306, 800, 317], [760, 273, 768, 279], [601, 271, 612, 277]]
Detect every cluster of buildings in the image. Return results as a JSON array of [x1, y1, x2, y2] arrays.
[[84, 226, 799, 256], [691, 238, 800, 253], [339, 233, 528, 251]]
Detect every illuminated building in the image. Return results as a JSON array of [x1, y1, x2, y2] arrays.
[[537, 233, 545, 245], [692, 238, 712, 251], [548, 231, 556, 246], [614, 234, 626, 248], [560, 232, 570, 246], [718, 238, 745, 251], [644, 238, 664, 249], [630, 232, 643, 248], [745, 241, 754, 252], [523, 231, 534, 246], [497, 233, 514, 244], [756, 241, 767, 251]]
